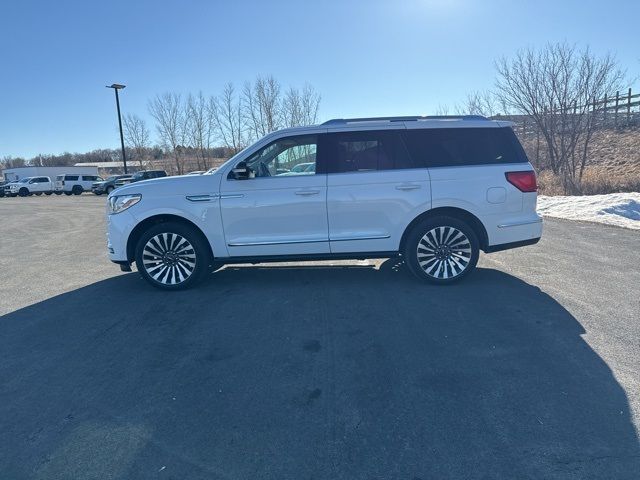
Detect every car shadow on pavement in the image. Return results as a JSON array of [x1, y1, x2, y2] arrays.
[[1, 261, 638, 480]]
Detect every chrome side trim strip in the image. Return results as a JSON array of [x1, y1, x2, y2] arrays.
[[228, 238, 328, 247], [220, 194, 245, 199], [330, 235, 391, 242], [186, 194, 219, 202], [497, 217, 543, 228]]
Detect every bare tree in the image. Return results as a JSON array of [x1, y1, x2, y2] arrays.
[[148, 93, 187, 174], [185, 91, 214, 170], [209, 83, 244, 154], [494, 42, 624, 192], [282, 84, 321, 127], [0, 156, 27, 169], [123, 114, 150, 167], [462, 90, 504, 117], [243, 75, 282, 140]]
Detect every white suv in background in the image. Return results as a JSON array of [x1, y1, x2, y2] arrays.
[[106, 115, 542, 290], [54, 174, 102, 195]]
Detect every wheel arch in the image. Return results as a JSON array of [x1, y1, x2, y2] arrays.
[[126, 214, 214, 263], [400, 207, 489, 252]]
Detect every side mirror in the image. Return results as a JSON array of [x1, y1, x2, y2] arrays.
[[232, 161, 252, 180]]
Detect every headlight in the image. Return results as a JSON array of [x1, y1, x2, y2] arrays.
[[108, 194, 141, 214]]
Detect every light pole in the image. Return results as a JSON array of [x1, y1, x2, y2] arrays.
[[106, 83, 128, 174]]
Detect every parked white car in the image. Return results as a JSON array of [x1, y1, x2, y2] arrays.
[[54, 174, 102, 195], [106, 115, 542, 290], [4, 176, 53, 197]]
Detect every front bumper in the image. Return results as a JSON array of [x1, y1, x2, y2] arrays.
[[106, 210, 138, 262]]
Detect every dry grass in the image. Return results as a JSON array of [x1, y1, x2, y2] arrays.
[[537, 168, 640, 196], [521, 127, 640, 196]]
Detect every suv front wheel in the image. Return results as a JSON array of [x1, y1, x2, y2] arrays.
[[135, 222, 211, 290], [404, 216, 479, 285]]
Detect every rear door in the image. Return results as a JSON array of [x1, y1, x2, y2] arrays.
[[324, 129, 431, 253]]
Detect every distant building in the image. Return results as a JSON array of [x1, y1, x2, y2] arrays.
[[2, 165, 98, 182], [73, 161, 149, 176]]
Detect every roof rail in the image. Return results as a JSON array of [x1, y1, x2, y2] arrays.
[[322, 115, 488, 125]]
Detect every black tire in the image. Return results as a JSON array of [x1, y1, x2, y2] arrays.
[[45, 192, 52, 195], [54, 191, 62, 195], [106, 186, 114, 194], [93, 192, 102, 196], [404, 216, 479, 285], [35, 192, 43, 196], [18, 188, 29, 197], [64, 191, 72, 196], [135, 222, 212, 290], [72, 186, 83, 195]]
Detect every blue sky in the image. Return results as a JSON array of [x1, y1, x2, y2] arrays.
[[1, 0, 638, 158]]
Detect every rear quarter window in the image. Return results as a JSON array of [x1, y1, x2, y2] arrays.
[[402, 127, 528, 167], [64, 175, 79, 181]]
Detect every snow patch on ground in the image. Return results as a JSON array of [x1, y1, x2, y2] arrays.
[[538, 193, 640, 230]]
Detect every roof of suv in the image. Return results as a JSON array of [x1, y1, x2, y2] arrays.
[[270, 115, 512, 138]]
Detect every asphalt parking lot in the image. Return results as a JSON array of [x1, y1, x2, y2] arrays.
[[1, 195, 639, 480]]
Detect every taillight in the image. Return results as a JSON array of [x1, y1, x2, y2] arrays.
[[505, 171, 537, 193]]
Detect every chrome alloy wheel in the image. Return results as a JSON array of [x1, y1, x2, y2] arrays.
[[416, 226, 472, 280], [142, 233, 197, 285]]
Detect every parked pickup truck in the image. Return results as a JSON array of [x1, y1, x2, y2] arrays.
[[3, 177, 53, 197]]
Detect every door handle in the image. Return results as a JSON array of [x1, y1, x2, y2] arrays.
[[295, 189, 320, 196], [395, 184, 421, 191]]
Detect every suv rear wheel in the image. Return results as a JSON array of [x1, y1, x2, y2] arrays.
[[404, 216, 479, 285], [72, 185, 83, 195], [135, 222, 211, 290]]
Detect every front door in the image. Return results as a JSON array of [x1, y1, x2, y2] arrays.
[[219, 134, 329, 257]]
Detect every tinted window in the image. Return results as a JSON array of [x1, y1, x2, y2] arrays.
[[324, 130, 414, 173], [37, 177, 49, 183], [65, 175, 79, 181], [82, 175, 98, 181], [402, 127, 527, 167]]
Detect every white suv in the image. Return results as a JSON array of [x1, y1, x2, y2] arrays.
[[106, 116, 542, 290], [54, 174, 102, 195]]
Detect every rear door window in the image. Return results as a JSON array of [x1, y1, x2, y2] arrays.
[[402, 127, 527, 167], [65, 175, 79, 181], [323, 130, 415, 173]]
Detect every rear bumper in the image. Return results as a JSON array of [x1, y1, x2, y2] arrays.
[[484, 237, 540, 253]]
